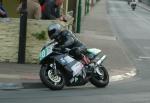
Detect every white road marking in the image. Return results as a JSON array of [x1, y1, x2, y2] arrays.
[[110, 68, 136, 82], [139, 56, 150, 59], [144, 47, 150, 50], [135, 58, 142, 61]]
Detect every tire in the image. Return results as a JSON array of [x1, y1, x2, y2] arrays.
[[40, 65, 65, 90], [132, 7, 135, 11], [131, 5, 136, 11], [90, 65, 109, 88]]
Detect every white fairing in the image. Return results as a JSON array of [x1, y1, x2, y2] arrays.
[[97, 55, 107, 65], [87, 48, 101, 55], [63, 56, 74, 64], [71, 62, 84, 76], [60, 55, 84, 77]]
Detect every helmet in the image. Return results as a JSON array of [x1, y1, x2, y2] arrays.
[[48, 23, 62, 40]]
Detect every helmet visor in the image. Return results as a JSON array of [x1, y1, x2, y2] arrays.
[[48, 29, 56, 39]]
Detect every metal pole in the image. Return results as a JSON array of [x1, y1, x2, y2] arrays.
[[18, 0, 27, 64], [63, 0, 68, 15], [87, 0, 90, 14], [85, 0, 87, 15], [77, 0, 81, 33]]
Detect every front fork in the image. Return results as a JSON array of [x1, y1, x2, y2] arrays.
[[93, 55, 107, 76], [49, 60, 57, 75], [95, 65, 104, 76]]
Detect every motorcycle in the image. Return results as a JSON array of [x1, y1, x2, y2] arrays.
[[130, 0, 137, 11], [39, 41, 109, 90]]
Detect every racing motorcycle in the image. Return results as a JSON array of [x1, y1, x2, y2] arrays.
[[39, 41, 109, 90], [130, 0, 137, 11]]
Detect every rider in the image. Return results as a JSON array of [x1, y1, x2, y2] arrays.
[[47, 23, 90, 64], [130, 0, 137, 6]]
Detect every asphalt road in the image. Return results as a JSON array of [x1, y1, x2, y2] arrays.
[[0, 1, 150, 103], [109, 0, 150, 77]]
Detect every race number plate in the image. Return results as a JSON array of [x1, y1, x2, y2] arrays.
[[39, 45, 53, 61]]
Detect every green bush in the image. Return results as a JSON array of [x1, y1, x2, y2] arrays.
[[32, 30, 46, 40]]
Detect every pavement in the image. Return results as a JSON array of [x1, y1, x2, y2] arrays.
[[79, 0, 137, 81], [0, 0, 145, 90], [137, 2, 150, 11]]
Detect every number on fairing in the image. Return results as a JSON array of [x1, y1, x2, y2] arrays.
[[39, 45, 52, 61]]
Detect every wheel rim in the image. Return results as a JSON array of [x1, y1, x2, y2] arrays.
[[94, 66, 106, 81], [42, 66, 63, 86], [48, 70, 61, 83]]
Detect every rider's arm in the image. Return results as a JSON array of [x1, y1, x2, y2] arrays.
[[61, 35, 74, 49]]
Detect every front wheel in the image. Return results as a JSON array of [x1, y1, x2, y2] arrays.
[[131, 4, 136, 11], [132, 7, 135, 11], [40, 65, 65, 90], [90, 65, 109, 88]]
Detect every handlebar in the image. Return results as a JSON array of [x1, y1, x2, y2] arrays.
[[53, 48, 62, 51], [53, 48, 70, 53]]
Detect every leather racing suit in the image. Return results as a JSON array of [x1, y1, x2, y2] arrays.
[[54, 30, 87, 60]]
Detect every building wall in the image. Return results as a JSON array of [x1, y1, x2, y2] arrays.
[[0, 19, 19, 62], [0, 18, 73, 63]]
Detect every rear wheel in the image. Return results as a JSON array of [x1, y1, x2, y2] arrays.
[[40, 65, 65, 90], [90, 65, 109, 88]]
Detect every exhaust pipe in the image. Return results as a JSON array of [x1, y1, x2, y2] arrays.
[[96, 55, 107, 65]]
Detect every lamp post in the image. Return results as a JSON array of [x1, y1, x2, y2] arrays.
[[77, 0, 81, 33], [18, 0, 27, 64], [87, 0, 89, 14]]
